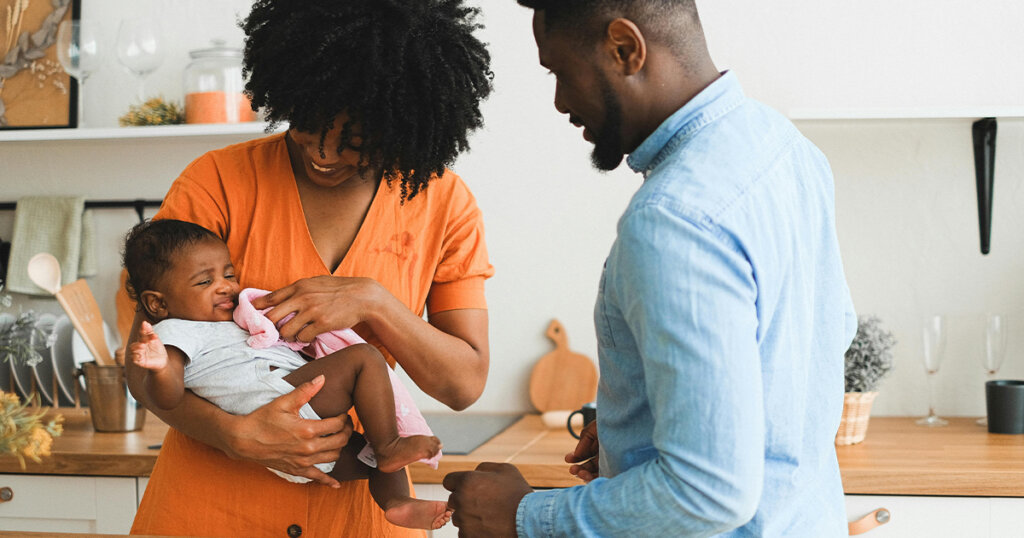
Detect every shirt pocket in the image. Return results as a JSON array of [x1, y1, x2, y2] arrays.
[[594, 260, 616, 349]]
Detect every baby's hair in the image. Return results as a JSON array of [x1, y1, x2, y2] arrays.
[[122, 219, 220, 302]]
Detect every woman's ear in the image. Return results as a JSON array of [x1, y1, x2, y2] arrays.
[[139, 290, 168, 320]]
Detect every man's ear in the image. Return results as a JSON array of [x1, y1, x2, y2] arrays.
[[139, 290, 168, 320], [604, 18, 646, 76]]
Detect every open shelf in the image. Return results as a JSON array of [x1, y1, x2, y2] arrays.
[[0, 122, 283, 142]]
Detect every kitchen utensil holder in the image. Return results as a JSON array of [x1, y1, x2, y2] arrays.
[[80, 362, 145, 432]]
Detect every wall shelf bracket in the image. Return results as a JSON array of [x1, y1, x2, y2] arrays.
[[972, 118, 997, 255]]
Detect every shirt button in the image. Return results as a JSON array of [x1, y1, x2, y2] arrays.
[[286, 524, 302, 537]]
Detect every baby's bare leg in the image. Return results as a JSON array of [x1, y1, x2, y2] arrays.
[[369, 468, 452, 530], [282, 344, 440, 473]]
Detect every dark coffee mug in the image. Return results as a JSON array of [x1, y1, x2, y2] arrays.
[[986, 380, 1024, 434], [567, 402, 597, 439]]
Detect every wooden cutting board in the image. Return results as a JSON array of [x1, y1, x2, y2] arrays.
[[528, 319, 598, 412]]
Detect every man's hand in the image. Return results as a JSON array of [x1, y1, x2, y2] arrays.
[[224, 375, 353, 487], [565, 421, 599, 482], [129, 320, 169, 371], [443, 462, 533, 537]]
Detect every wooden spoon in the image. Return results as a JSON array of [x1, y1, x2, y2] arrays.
[[27, 253, 62, 294], [27, 252, 114, 367], [528, 319, 599, 413]]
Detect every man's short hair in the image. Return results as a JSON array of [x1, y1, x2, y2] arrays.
[[517, 0, 699, 49]]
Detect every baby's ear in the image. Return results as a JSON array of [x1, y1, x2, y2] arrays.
[[139, 290, 168, 320]]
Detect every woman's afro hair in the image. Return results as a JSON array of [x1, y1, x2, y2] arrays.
[[242, 0, 494, 201]]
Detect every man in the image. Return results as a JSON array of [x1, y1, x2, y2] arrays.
[[444, 1, 857, 536]]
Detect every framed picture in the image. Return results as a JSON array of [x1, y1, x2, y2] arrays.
[[0, 0, 80, 129]]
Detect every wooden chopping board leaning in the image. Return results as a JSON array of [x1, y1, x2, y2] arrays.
[[529, 319, 599, 428]]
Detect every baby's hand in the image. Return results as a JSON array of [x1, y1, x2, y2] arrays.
[[130, 320, 169, 371]]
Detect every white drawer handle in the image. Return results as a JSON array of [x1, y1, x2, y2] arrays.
[[0, 487, 12, 503]]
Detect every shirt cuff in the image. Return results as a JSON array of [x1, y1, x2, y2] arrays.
[[516, 489, 560, 537]]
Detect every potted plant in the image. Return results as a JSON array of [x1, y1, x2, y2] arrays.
[[0, 283, 58, 402], [836, 315, 895, 445], [1, 390, 64, 468], [0, 284, 63, 467], [0, 285, 50, 372]]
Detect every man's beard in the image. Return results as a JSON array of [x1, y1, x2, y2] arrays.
[[591, 74, 625, 171]]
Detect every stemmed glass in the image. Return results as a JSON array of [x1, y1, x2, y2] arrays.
[[115, 18, 165, 103], [56, 20, 105, 128], [977, 314, 1007, 426], [917, 314, 948, 427]]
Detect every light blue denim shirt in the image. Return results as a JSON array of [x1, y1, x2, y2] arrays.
[[516, 72, 857, 537]]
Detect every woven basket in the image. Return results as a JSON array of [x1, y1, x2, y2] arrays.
[[835, 391, 878, 445]]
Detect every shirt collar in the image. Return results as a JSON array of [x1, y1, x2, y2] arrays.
[[626, 71, 745, 175]]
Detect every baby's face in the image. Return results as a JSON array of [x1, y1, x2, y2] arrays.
[[160, 238, 241, 322]]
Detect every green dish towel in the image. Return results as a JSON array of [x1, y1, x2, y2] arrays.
[[4, 196, 97, 296]]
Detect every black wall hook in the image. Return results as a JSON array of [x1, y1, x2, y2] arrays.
[[972, 118, 997, 255]]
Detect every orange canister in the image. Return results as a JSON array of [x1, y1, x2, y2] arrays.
[[183, 40, 257, 124]]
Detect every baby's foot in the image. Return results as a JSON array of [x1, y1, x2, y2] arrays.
[[384, 498, 452, 530], [375, 435, 441, 473]]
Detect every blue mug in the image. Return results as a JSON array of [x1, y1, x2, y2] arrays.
[[567, 402, 597, 439]]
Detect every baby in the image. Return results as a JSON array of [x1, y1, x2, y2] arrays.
[[122, 219, 451, 530]]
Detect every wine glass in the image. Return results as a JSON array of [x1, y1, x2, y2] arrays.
[[56, 20, 105, 128], [977, 314, 1007, 426], [116, 18, 165, 103], [917, 314, 948, 427]]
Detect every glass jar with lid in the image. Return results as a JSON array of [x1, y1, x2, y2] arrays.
[[183, 39, 257, 124]]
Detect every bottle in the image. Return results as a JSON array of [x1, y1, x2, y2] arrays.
[[183, 40, 257, 124]]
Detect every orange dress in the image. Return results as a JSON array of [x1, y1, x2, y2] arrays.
[[124, 133, 493, 538]]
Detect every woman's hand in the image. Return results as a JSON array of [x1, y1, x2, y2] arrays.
[[222, 375, 353, 487], [565, 421, 599, 482], [253, 275, 490, 411], [251, 276, 383, 343]]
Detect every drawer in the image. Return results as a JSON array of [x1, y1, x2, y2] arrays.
[[0, 474, 137, 534]]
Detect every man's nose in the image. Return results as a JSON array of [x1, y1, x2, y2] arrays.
[[553, 81, 569, 115]]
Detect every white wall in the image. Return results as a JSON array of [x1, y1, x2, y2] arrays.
[[2, 1, 1022, 419]]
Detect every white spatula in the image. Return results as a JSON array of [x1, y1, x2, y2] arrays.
[[27, 253, 115, 366]]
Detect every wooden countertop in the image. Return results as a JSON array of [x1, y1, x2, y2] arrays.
[[836, 416, 1024, 497], [4, 410, 1023, 496], [407, 414, 585, 488], [0, 409, 165, 477]]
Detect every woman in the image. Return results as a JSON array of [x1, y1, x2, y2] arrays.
[[121, 1, 494, 536]]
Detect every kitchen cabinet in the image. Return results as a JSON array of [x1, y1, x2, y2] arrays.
[[846, 495, 1024, 537], [5, 412, 1024, 536], [0, 475, 138, 534]]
